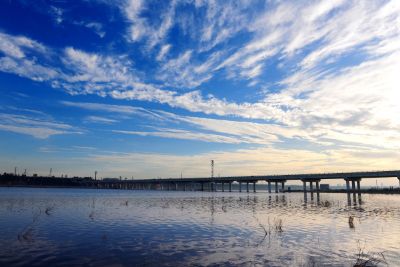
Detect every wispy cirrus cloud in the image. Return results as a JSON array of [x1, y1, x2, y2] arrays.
[[0, 113, 80, 139], [84, 116, 118, 124], [113, 129, 248, 144]]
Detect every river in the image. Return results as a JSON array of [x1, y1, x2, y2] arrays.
[[0, 187, 399, 266]]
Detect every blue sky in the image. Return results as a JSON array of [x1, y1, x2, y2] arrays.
[[0, 0, 399, 183]]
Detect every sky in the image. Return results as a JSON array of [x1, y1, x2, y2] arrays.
[[0, 0, 399, 184]]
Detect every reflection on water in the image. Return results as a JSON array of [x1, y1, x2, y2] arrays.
[[0, 188, 399, 266]]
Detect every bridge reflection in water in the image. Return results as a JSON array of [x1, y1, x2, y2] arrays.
[[96, 170, 400, 205]]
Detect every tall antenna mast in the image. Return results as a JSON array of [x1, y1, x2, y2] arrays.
[[211, 160, 214, 179], [49, 168, 52, 177]]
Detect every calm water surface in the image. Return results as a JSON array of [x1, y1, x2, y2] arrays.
[[0, 187, 399, 266]]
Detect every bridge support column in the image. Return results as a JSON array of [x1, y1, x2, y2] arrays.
[[356, 179, 362, 204], [303, 180, 307, 201], [281, 181, 285, 192], [222, 182, 225, 192], [345, 179, 351, 205], [351, 180, 356, 203], [239, 182, 242, 192], [310, 181, 314, 200], [253, 182, 256, 193], [316, 180, 320, 202], [246, 182, 249, 193], [268, 181, 271, 193], [229, 182, 232, 192], [201, 182, 204, 191], [275, 182, 278, 193]]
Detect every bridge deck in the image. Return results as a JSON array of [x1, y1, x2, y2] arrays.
[[108, 170, 400, 184]]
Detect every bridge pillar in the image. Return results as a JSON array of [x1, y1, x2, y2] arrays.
[[229, 182, 232, 192], [201, 182, 204, 191], [345, 179, 351, 205], [275, 181, 278, 193], [316, 180, 320, 202], [246, 182, 249, 193], [302, 180, 307, 200], [281, 181, 285, 192], [310, 181, 314, 200], [222, 182, 225, 192], [239, 182, 242, 192], [267, 181, 271, 193], [253, 182, 256, 193], [351, 180, 356, 203]]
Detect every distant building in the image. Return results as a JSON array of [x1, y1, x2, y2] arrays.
[[320, 184, 330, 190]]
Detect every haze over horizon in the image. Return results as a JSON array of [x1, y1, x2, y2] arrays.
[[0, 0, 400, 185]]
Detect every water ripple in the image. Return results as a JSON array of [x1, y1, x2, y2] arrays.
[[0, 188, 399, 266]]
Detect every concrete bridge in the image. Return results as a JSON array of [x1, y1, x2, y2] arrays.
[[97, 170, 400, 201]]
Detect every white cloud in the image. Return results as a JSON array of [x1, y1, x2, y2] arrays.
[[0, 113, 79, 139], [61, 101, 167, 121], [0, 32, 47, 59], [113, 129, 246, 144], [123, 0, 176, 49], [124, 0, 146, 41], [84, 116, 118, 124], [156, 44, 171, 61], [49, 6, 64, 24], [85, 22, 106, 38]]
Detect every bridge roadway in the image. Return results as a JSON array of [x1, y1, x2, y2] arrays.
[[97, 170, 400, 198], [125, 170, 400, 183]]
